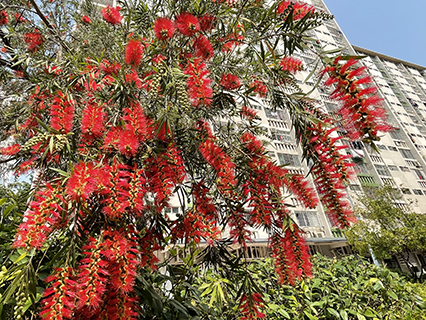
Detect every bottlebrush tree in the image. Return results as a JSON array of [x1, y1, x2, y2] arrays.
[[0, 0, 391, 318]]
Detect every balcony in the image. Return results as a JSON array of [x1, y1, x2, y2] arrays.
[[357, 174, 378, 187]]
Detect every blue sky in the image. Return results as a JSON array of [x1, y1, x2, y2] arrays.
[[323, 0, 426, 67]]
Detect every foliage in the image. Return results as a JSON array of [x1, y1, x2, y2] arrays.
[[196, 255, 426, 320], [0, 0, 392, 318], [346, 186, 426, 280]]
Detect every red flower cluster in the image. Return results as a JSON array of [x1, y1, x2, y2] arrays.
[[125, 39, 144, 67], [193, 35, 214, 60], [81, 15, 91, 24], [323, 58, 392, 141], [277, 1, 315, 20], [154, 17, 175, 40], [100, 60, 122, 75], [249, 79, 268, 97], [0, 10, 8, 25], [101, 6, 122, 25], [81, 100, 107, 141], [14, 184, 66, 249], [24, 30, 44, 52], [279, 56, 303, 74], [239, 293, 266, 320], [221, 33, 244, 52], [271, 225, 311, 285], [241, 132, 318, 210], [308, 123, 356, 228], [199, 14, 217, 31], [171, 183, 220, 244], [220, 73, 241, 90], [0, 144, 21, 156], [184, 59, 213, 107], [50, 93, 75, 133], [199, 137, 237, 196], [145, 144, 187, 211], [240, 106, 259, 121], [175, 12, 200, 37], [40, 268, 75, 320]]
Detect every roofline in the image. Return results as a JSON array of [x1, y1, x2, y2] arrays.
[[352, 46, 426, 71]]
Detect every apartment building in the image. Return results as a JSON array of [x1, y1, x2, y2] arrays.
[[164, 0, 426, 265]]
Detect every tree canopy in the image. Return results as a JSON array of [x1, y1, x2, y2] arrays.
[[0, 0, 392, 318], [346, 186, 426, 281]]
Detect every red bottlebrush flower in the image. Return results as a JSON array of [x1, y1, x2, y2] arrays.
[[249, 79, 268, 97], [101, 6, 122, 25], [13, 184, 66, 249], [199, 14, 216, 31], [270, 225, 312, 286], [101, 228, 140, 294], [101, 162, 130, 219], [307, 122, 356, 228], [277, 1, 315, 20], [171, 181, 219, 243], [240, 106, 259, 121], [279, 56, 303, 74], [239, 293, 266, 320], [221, 34, 244, 52], [66, 162, 98, 201], [125, 39, 144, 67], [125, 70, 143, 88], [175, 12, 200, 37], [103, 127, 121, 152], [152, 54, 166, 64], [193, 35, 214, 60], [14, 13, 27, 23], [24, 30, 44, 52], [0, 10, 8, 25], [184, 59, 213, 107], [81, 101, 106, 140], [0, 144, 21, 156], [220, 73, 241, 90], [75, 237, 109, 313], [40, 268, 76, 320], [199, 137, 237, 195], [81, 15, 91, 24], [100, 60, 122, 75], [50, 93, 75, 134], [154, 17, 175, 41], [323, 57, 392, 141], [122, 102, 149, 140], [14, 70, 24, 78], [118, 129, 140, 157]]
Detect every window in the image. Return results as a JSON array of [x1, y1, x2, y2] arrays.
[[413, 189, 423, 195], [399, 166, 410, 172], [295, 211, 320, 227], [376, 144, 387, 150], [412, 169, 426, 180], [355, 162, 370, 174], [270, 129, 292, 142], [401, 188, 411, 195], [277, 153, 300, 167], [388, 146, 398, 151], [390, 130, 403, 140], [388, 165, 398, 171], [375, 165, 390, 176], [399, 148, 415, 159], [264, 108, 287, 121]]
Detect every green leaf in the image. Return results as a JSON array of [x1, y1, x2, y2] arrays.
[[169, 299, 189, 316], [304, 310, 318, 320], [387, 290, 398, 300], [357, 314, 366, 320], [327, 307, 340, 318], [340, 310, 349, 320]]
